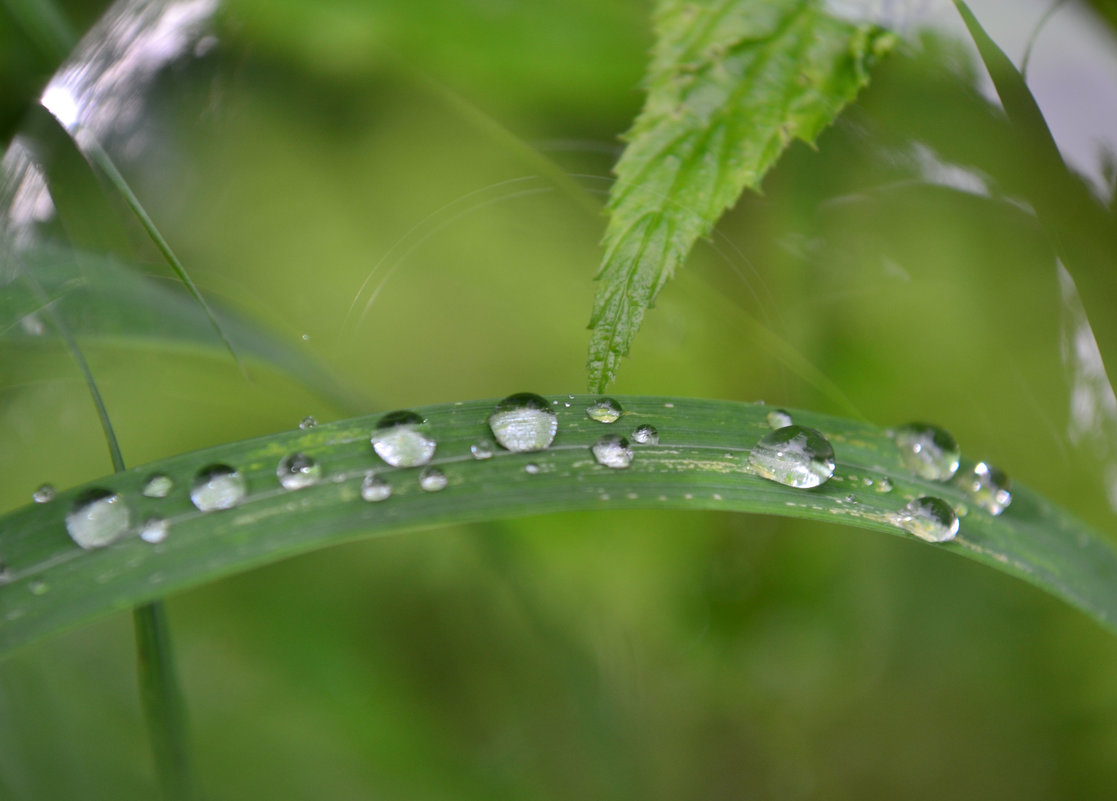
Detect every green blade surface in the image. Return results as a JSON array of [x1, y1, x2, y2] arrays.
[[2, 396, 1115, 655]]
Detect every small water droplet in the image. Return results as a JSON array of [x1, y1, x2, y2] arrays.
[[419, 467, 448, 492], [766, 409, 793, 429], [371, 410, 436, 467], [591, 434, 633, 469], [143, 474, 174, 498], [893, 423, 960, 481], [631, 424, 659, 445], [664, 402, 675, 409], [524, 463, 541, 475], [360, 472, 392, 502], [276, 452, 322, 490], [471, 440, 495, 460], [66, 489, 131, 549], [965, 461, 1012, 516], [748, 426, 836, 489], [140, 517, 169, 544], [30, 579, 48, 596], [190, 465, 246, 511], [488, 393, 558, 452], [586, 398, 623, 423], [298, 415, 318, 430], [896, 496, 959, 543], [32, 484, 55, 503], [873, 477, 893, 494]]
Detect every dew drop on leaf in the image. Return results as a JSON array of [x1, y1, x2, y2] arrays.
[[371, 411, 437, 467], [360, 472, 392, 502], [525, 463, 541, 475], [893, 422, 961, 481], [470, 440, 495, 460], [66, 489, 131, 549], [965, 461, 1012, 515], [896, 496, 959, 543], [488, 393, 558, 452], [190, 465, 246, 511], [32, 484, 55, 504], [276, 452, 322, 490], [631, 424, 659, 444], [592, 434, 634, 469], [140, 516, 168, 544], [766, 409, 793, 429], [748, 426, 836, 489], [419, 467, 448, 492], [586, 398, 624, 423], [298, 416, 318, 430], [143, 474, 174, 498]]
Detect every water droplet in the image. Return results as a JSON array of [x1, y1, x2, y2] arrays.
[[140, 517, 168, 544], [298, 415, 318, 430], [360, 472, 392, 502], [591, 434, 634, 469], [965, 461, 1012, 516], [30, 579, 48, 596], [276, 452, 322, 490], [32, 484, 55, 503], [419, 467, 448, 492], [896, 496, 959, 543], [631, 424, 659, 445], [471, 440, 495, 460], [371, 410, 436, 467], [873, 477, 893, 494], [748, 426, 836, 489], [190, 465, 246, 511], [766, 409, 793, 429], [586, 398, 624, 423], [143, 474, 174, 498], [524, 463, 541, 474], [893, 423, 960, 481], [664, 402, 675, 409], [66, 489, 131, 549], [488, 393, 558, 452]]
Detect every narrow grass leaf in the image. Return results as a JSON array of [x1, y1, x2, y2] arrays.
[[587, 0, 894, 391], [2, 396, 1115, 655]]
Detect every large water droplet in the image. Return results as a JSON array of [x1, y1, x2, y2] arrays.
[[470, 440, 495, 460], [190, 465, 246, 511], [586, 398, 623, 423], [766, 409, 793, 429], [140, 517, 169, 544], [66, 489, 131, 549], [748, 426, 836, 489], [298, 415, 318, 430], [631, 424, 659, 445], [419, 467, 448, 492], [893, 422, 960, 481], [276, 452, 322, 490], [488, 393, 558, 452], [32, 484, 55, 503], [592, 434, 634, 469], [966, 461, 1012, 516], [143, 474, 174, 498], [360, 472, 392, 502], [896, 496, 959, 543], [371, 410, 436, 467]]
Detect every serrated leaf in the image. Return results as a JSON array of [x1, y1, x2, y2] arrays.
[[2, 396, 1116, 655], [587, 0, 894, 391]]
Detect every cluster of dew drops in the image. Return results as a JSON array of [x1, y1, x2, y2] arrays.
[[39, 395, 1011, 555]]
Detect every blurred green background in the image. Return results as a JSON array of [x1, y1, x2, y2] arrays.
[[3, 0, 1117, 798]]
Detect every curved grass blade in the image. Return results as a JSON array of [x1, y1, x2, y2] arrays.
[[2, 396, 1116, 656], [587, 0, 894, 391]]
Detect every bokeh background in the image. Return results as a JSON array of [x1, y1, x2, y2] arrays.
[[3, 0, 1117, 798]]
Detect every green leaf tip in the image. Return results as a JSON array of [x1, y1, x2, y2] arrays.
[[586, 0, 894, 392]]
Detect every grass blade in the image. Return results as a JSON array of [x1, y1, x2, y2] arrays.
[[587, 0, 894, 391], [1, 395, 1115, 656]]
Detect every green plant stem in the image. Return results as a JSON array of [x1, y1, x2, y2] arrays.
[[134, 601, 193, 801]]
